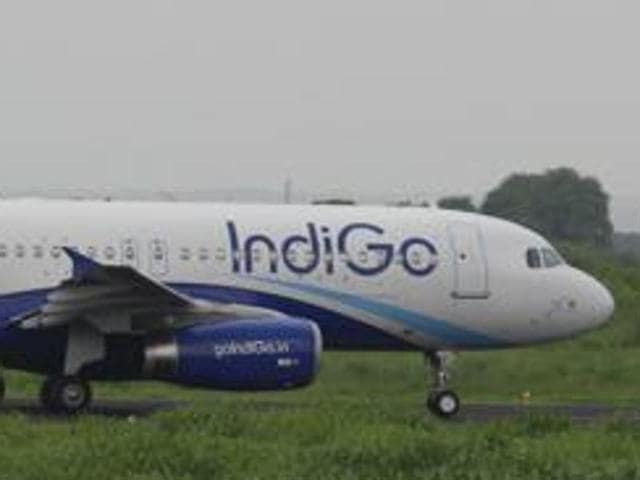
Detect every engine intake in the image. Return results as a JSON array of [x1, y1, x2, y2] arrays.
[[143, 318, 322, 391]]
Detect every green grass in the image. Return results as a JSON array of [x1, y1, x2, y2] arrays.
[[1, 243, 640, 479], [2, 347, 640, 480]]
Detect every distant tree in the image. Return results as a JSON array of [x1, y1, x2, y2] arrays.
[[390, 200, 431, 208], [612, 232, 640, 263], [311, 198, 357, 206], [437, 196, 477, 212], [481, 168, 613, 246]]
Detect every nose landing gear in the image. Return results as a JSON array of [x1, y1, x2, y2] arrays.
[[425, 352, 460, 419]]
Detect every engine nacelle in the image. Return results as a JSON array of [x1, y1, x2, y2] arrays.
[[143, 318, 322, 391]]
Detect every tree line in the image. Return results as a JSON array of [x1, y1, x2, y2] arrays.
[[310, 167, 614, 247], [438, 168, 613, 247]]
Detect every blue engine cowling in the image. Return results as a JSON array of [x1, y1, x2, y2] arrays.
[[143, 317, 322, 391]]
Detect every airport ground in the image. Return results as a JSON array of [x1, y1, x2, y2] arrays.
[[2, 243, 640, 480]]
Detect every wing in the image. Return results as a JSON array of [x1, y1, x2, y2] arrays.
[[11, 247, 278, 333]]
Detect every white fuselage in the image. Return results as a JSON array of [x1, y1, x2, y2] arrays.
[[0, 200, 614, 351]]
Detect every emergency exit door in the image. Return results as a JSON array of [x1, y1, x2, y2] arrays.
[[448, 222, 490, 299], [149, 239, 169, 277]]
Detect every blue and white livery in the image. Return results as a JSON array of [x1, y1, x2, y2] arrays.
[[0, 200, 614, 417]]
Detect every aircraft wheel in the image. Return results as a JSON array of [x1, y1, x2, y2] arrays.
[[0, 376, 5, 402], [427, 390, 460, 419], [41, 376, 92, 415]]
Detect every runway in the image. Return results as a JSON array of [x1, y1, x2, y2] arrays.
[[0, 399, 637, 423], [458, 403, 640, 424]]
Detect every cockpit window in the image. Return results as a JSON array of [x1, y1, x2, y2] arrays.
[[527, 247, 565, 269], [542, 248, 564, 268], [526, 248, 542, 269]]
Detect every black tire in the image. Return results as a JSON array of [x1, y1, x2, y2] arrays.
[[427, 390, 460, 419], [42, 376, 92, 415], [0, 376, 5, 402]]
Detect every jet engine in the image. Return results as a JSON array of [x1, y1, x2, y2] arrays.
[[143, 318, 322, 391]]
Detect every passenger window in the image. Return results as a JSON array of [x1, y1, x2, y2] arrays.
[[199, 248, 210, 262], [542, 248, 563, 268], [104, 246, 116, 261], [51, 246, 62, 259], [33, 245, 44, 259], [215, 247, 227, 262], [526, 248, 542, 269], [15, 244, 25, 259], [180, 247, 191, 261], [151, 240, 165, 261], [0, 244, 7, 258]]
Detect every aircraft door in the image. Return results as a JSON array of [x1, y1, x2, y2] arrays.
[[149, 239, 169, 277], [120, 238, 140, 268], [448, 222, 490, 299]]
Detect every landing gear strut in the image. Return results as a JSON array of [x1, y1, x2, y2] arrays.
[[38, 323, 100, 415], [40, 376, 92, 415], [425, 352, 460, 419]]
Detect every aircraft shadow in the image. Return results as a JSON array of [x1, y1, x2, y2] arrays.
[[0, 398, 183, 419]]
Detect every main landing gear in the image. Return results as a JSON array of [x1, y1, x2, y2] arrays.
[[425, 352, 460, 419], [37, 323, 100, 414], [40, 376, 92, 415]]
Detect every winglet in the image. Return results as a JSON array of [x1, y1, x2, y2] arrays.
[[62, 247, 102, 282]]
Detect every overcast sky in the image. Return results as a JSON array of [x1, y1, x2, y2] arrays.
[[0, 1, 639, 229]]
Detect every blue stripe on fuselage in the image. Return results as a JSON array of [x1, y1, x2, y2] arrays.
[[242, 277, 500, 348], [170, 283, 412, 350]]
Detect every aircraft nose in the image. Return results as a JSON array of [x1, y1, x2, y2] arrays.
[[590, 278, 615, 326]]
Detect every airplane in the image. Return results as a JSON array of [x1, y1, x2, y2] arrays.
[[0, 199, 614, 417]]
